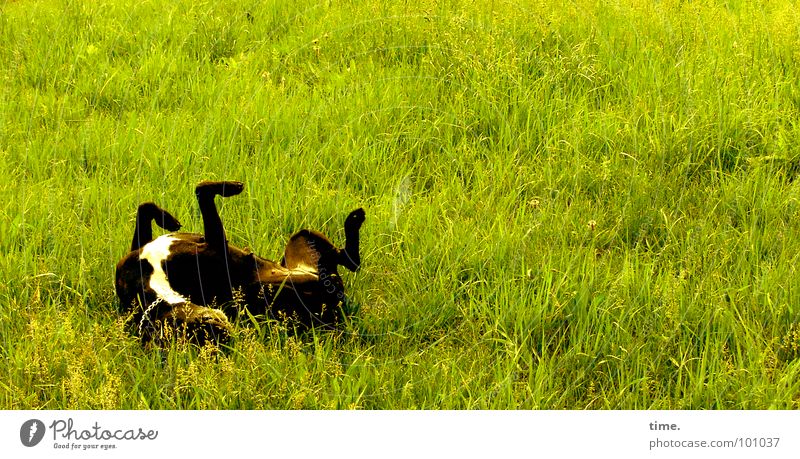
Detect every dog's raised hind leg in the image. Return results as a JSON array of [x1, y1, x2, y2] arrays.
[[194, 181, 244, 253], [131, 202, 182, 251]]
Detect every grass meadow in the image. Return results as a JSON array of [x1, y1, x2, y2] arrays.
[[2, 0, 800, 409]]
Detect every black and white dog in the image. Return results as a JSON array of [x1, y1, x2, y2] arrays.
[[114, 180, 365, 345]]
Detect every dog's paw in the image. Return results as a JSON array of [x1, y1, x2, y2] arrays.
[[161, 216, 182, 232], [219, 181, 244, 197], [196, 180, 245, 198], [344, 208, 366, 232]]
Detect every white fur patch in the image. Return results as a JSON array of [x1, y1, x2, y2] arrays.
[[140, 235, 187, 305]]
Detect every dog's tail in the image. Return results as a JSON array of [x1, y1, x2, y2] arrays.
[[131, 202, 182, 251]]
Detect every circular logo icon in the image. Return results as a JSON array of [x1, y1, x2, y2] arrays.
[[20, 419, 45, 447]]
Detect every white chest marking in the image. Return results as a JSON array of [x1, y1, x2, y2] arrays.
[[140, 235, 187, 305]]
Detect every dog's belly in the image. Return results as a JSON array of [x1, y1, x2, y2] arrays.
[[139, 235, 189, 305], [138, 233, 332, 320], [145, 233, 256, 307]]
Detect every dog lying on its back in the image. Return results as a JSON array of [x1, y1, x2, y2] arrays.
[[114, 180, 365, 346]]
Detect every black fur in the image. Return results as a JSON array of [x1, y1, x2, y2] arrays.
[[115, 181, 365, 345]]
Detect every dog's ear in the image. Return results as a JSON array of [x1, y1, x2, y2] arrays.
[[283, 230, 323, 272]]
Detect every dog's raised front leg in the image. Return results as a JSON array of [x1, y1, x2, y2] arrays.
[[338, 208, 365, 272]]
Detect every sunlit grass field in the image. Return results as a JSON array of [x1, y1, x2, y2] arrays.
[[2, 0, 800, 409]]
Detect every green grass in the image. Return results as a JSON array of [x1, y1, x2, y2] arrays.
[[2, 0, 800, 409]]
